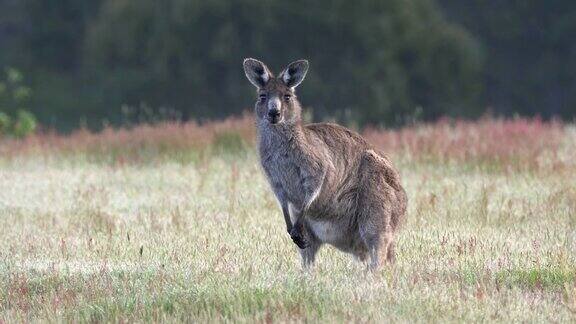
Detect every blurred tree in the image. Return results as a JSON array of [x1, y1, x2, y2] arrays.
[[439, 0, 576, 119], [83, 0, 481, 127], [0, 0, 483, 130], [0, 0, 27, 66], [23, 0, 103, 70]]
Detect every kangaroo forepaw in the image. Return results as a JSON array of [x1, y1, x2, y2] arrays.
[[289, 228, 308, 249]]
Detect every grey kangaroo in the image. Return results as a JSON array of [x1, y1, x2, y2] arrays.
[[243, 58, 407, 270]]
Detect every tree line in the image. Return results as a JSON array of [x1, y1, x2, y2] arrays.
[[0, 0, 573, 131]]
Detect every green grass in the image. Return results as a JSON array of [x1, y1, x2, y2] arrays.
[[0, 152, 575, 322], [496, 268, 576, 290]]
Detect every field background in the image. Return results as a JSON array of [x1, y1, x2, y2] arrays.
[[1, 116, 576, 322]]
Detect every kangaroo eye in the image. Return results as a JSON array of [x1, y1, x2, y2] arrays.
[[284, 94, 292, 102]]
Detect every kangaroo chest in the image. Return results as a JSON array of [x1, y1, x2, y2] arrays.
[[257, 126, 316, 206], [260, 144, 309, 205]]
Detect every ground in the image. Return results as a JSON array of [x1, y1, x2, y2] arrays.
[[0, 118, 575, 322]]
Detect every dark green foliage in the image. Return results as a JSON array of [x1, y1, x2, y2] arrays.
[[0, 109, 37, 138], [11, 109, 37, 138], [82, 0, 482, 127], [0, 68, 37, 137], [439, 0, 576, 119], [5, 0, 575, 130], [0, 0, 482, 130], [21, 0, 103, 70], [0, 112, 11, 134]]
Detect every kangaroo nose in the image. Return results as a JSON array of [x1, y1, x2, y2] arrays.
[[268, 108, 280, 118], [267, 96, 281, 122]]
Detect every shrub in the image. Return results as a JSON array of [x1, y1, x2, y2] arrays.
[[0, 68, 38, 138], [0, 112, 11, 135], [12, 110, 38, 138]]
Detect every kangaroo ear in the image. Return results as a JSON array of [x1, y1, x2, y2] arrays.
[[243, 58, 272, 88], [279, 60, 309, 88]]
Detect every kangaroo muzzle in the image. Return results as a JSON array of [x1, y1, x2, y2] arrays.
[[267, 96, 282, 124]]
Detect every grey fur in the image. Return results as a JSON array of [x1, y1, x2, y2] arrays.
[[243, 58, 407, 270]]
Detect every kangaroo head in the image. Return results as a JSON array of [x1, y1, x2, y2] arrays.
[[243, 58, 309, 125]]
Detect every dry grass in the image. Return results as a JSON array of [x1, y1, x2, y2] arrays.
[[0, 114, 256, 165], [365, 117, 571, 172], [0, 117, 575, 322], [1, 115, 573, 172]]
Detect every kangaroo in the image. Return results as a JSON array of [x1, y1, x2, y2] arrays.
[[243, 58, 407, 270]]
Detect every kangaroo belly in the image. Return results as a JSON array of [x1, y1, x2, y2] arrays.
[[306, 219, 349, 244]]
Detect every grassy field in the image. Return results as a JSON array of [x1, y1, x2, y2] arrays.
[[1, 117, 575, 322]]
